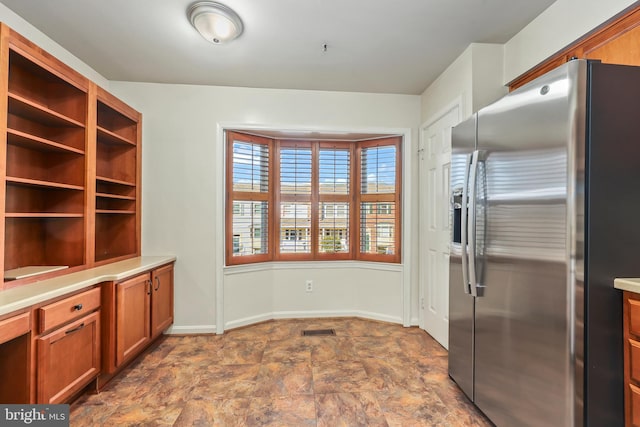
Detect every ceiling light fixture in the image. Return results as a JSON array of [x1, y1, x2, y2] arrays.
[[188, 1, 244, 44]]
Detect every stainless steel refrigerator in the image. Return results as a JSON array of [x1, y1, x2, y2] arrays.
[[449, 59, 640, 426]]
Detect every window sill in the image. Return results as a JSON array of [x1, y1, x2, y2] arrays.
[[223, 260, 403, 276]]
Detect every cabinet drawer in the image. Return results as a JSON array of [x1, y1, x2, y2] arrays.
[[629, 298, 640, 337], [631, 339, 640, 384], [39, 287, 100, 333], [37, 311, 100, 404], [631, 383, 640, 427], [0, 312, 30, 345]]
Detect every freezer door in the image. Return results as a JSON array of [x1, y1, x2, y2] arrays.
[[448, 114, 476, 401], [472, 60, 586, 427]]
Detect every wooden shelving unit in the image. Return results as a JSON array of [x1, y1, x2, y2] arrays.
[[3, 34, 88, 280], [94, 88, 141, 264], [0, 24, 142, 288]]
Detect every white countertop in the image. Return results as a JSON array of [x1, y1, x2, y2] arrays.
[[614, 278, 640, 294], [0, 256, 176, 317]]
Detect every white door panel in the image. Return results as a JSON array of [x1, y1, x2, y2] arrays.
[[419, 105, 459, 348]]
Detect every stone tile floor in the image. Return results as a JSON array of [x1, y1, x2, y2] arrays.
[[70, 318, 492, 426]]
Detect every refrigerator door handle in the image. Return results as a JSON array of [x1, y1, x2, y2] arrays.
[[467, 150, 480, 297], [460, 153, 472, 295]]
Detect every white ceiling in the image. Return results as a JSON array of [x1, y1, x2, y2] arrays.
[[0, 0, 556, 95]]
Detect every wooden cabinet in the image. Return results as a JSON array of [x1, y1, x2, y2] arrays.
[[115, 264, 174, 364], [624, 291, 640, 426], [151, 264, 174, 339], [0, 310, 30, 403], [0, 24, 142, 290], [101, 263, 174, 386], [116, 273, 150, 365], [35, 288, 101, 404], [36, 311, 99, 404]]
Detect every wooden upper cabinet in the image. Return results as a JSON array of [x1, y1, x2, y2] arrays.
[[0, 23, 142, 289], [582, 24, 640, 64], [509, 4, 640, 90]]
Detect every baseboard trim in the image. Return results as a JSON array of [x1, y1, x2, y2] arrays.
[[224, 310, 403, 331], [165, 311, 406, 334], [165, 325, 217, 335]]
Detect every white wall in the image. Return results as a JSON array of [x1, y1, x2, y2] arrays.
[[421, 43, 506, 125], [504, 0, 637, 84], [471, 44, 508, 114], [0, 3, 108, 88], [225, 262, 403, 329], [108, 81, 421, 333], [421, 46, 473, 124]]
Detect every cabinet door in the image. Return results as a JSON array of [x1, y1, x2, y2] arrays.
[[151, 264, 174, 339], [36, 311, 100, 404], [116, 273, 150, 366]]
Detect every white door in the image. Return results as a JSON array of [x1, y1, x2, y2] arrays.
[[419, 105, 459, 348]]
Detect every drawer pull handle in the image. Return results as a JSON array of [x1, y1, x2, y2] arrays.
[[154, 277, 160, 291], [73, 303, 83, 311], [65, 323, 85, 335]]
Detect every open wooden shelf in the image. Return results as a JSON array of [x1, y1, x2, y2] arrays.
[[96, 142, 136, 184], [96, 193, 135, 201], [96, 194, 135, 212], [6, 177, 84, 191], [5, 213, 84, 218], [97, 126, 136, 146], [7, 129, 85, 155], [5, 217, 85, 272], [95, 213, 136, 263], [97, 101, 137, 144], [8, 93, 85, 128], [95, 175, 135, 187], [8, 109, 85, 153], [96, 210, 136, 215], [8, 49, 87, 125]]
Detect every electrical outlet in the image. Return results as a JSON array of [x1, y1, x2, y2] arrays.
[[305, 280, 313, 293]]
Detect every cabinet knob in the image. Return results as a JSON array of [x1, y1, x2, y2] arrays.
[[73, 303, 83, 311]]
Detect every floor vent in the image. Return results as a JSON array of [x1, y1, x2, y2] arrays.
[[302, 329, 336, 336]]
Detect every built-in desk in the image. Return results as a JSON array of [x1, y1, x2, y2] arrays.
[[0, 256, 176, 317], [0, 256, 175, 404]]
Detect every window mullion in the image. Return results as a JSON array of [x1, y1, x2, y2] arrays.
[[311, 142, 319, 259], [354, 144, 361, 260], [271, 139, 280, 260]]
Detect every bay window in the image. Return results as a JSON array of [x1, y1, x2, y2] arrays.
[[226, 131, 401, 265]]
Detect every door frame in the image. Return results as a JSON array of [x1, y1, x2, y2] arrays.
[[418, 97, 462, 338]]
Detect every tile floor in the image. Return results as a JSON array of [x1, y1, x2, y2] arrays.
[[70, 318, 492, 426]]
